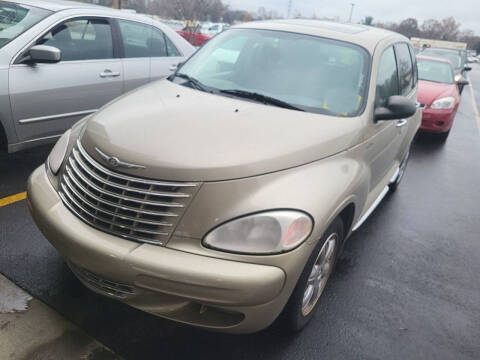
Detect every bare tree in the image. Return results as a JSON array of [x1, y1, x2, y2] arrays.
[[397, 18, 420, 38], [362, 16, 374, 26]]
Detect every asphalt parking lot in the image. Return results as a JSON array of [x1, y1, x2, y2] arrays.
[[1, 65, 480, 360]]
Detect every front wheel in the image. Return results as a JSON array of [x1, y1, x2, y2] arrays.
[[279, 217, 344, 332], [436, 129, 450, 143]]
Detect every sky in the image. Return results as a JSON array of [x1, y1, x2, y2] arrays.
[[224, 0, 480, 35]]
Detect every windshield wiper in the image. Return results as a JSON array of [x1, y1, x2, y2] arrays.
[[219, 89, 305, 111], [174, 73, 212, 93]]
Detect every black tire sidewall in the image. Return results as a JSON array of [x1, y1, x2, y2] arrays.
[[280, 217, 344, 332]]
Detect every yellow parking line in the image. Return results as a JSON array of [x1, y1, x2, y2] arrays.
[[469, 81, 480, 131], [0, 192, 27, 207]]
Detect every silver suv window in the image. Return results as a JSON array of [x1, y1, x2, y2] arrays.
[[118, 19, 151, 58], [37, 18, 114, 61], [177, 29, 370, 117], [0, 1, 52, 48], [118, 19, 181, 58]]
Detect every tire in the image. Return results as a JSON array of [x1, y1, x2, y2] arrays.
[[279, 217, 344, 332], [436, 129, 450, 142], [389, 149, 410, 192]]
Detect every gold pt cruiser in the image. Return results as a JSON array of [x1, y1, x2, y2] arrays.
[[28, 20, 421, 333]]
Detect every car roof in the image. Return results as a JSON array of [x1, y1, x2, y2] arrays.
[[12, 0, 115, 13], [234, 19, 406, 53], [422, 47, 462, 55], [417, 55, 452, 65]]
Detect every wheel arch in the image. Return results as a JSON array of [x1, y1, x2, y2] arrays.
[[337, 202, 356, 237], [0, 121, 7, 152]]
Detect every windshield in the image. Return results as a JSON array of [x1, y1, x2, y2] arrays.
[[421, 49, 462, 71], [175, 29, 370, 117], [417, 59, 454, 84], [0, 1, 51, 49]]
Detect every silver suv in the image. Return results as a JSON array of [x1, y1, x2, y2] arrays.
[[0, 0, 194, 152]]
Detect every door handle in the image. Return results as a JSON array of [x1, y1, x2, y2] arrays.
[[396, 119, 408, 127], [169, 64, 178, 71], [100, 70, 120, 78]]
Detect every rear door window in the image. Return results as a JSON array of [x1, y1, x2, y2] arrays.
[[150, 27, 167, 57], [164, 32, 181, 57], [118, 19, 152, 58]]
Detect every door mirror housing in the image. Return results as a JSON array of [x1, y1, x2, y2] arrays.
[[374, 96, 416, 122], [28, 45, 61, 64]]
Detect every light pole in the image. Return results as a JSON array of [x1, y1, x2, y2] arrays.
[[348, 3, 355, 22], [287, 0, 293, 18]]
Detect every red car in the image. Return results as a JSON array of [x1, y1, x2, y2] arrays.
[[177, 26, 211, 47], [416, 55, 468, 141]]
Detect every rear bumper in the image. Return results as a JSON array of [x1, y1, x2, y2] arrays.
[[27, 166, 289, 333], [421, 108, 456, 133]]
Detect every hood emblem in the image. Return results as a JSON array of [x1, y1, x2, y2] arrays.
[[95, 147, 145, 170]]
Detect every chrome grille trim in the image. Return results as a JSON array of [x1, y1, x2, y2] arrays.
[[59, 192, 169, 244], [65, 165, 178, 218], [61, 178, 172, 228], [70, 263, 135, 299], [65, 159, 183, 208], [60, 186, 170, 237], [77, 140, 197, 188], [59, 141, 199, 245], [72, 149, 190, 199]]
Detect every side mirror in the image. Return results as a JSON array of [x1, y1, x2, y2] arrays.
[[28, 45, 61, 63], [457, 78, 469, 86], [464, 66, 472, 72], [374, 96, 416, 122]]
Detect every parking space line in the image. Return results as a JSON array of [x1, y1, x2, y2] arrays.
[[0, 192, 27, 207], [469, 81, 480, 131]]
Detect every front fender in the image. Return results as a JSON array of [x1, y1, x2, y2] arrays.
[[171, 149, 369, 262]]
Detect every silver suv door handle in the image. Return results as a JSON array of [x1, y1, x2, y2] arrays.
[[100, 70, 120, 78], [396, 119, 408, 127]]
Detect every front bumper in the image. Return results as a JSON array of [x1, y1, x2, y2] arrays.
[[421, 107, 456, 133], [27, 166, 289, 333]]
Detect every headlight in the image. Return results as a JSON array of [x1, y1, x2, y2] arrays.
[[431, 97, 455, 110], [203, 211, 313, 254], [47, 129, 71, 175], [454, 74, 462, 82]]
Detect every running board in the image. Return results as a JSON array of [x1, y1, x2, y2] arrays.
[[389, 167, 400, 184], [352, 185, 390, 231]]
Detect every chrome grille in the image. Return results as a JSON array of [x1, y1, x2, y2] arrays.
[[59, 140, 199, 245], [70, 263, 135, 298]]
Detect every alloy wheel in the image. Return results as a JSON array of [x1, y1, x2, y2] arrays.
[[301, 233, 337, 316]]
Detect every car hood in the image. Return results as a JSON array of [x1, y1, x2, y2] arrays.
[[80, 80, 364, 182], [417, 80, 456, 106]]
